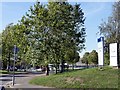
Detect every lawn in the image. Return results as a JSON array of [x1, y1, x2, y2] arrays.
[[30, 66, 119, 88], [0, 70, 9, 74]]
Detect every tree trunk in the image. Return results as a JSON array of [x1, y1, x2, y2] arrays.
[[67, 65, 69, 71], [55, 66, 57, 74], [46, 65, 49, 76], [86, 60, 88, 68], [72, 64, 74, 70], [60, 60, 64, 73]]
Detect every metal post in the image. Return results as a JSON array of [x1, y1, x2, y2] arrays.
[[12, 45, 16, 86]]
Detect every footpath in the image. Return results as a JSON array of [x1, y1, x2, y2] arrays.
[[4, 73, 51, 88]]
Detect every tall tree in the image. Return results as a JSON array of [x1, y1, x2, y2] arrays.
[[47, 1, 86, 73], [20, 2, 49, 67], [2, 23, 15, 70], [99, 1, 120, 65], [0, 33, 2, 69], [2, 1, 86, 74], [99, 1, 120, 43], [2, 23, 29, 70]]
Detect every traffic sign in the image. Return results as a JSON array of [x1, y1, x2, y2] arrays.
[[13, 45, 19, 54]]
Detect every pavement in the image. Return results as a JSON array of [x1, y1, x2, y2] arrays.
[[0, 72, 52, 89]]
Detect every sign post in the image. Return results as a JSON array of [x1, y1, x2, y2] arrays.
[[12, 45, 18, 86], [97, 37, 104, 67]]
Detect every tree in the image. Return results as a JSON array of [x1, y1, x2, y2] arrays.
[[99, 1, 120, 66], [2, 23, 29, 70], [2, 1, 86, 74], [88, 50, 98, 65], [47, 1, 86, 73], [81, 52, 89, 68], [20, 2, 49, 67], [0, 33, 2, 69], [99, 1, 120, 43], [2, 23, 15, 70]]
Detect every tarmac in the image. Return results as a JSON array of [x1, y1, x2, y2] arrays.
[[1, 72, 52, 89]]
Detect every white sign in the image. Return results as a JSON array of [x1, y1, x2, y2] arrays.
[[109, 43, 118, 66], [97, 37, 104, 66]]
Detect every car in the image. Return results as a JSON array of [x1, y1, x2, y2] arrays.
[[36, 68, 42, 72], [9, 66, 17, 71]]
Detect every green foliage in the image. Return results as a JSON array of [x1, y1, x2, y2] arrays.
[[81, 52, 89, 64], [81, 50, 98, 64], [104, 52, 110, 65], [88, 50, 98, 64], [2, 1, 86, 72]]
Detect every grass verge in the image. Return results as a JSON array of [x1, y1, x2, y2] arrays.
[[30, 66, 119, 88]]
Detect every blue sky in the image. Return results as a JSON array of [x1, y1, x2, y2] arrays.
[[0, 1, 114, 57]]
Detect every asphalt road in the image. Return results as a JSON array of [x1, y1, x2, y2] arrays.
[[0, 72, 50, 88], [0, 74, 12, 85]]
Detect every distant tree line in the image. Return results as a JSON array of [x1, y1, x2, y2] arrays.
[[1, 1, 86, 74], [81, 50, 98, 66]]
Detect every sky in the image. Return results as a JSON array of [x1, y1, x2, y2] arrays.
[[0, 1, 115, 57]]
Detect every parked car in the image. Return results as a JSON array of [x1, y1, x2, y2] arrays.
[[9, 66, 17, 71]]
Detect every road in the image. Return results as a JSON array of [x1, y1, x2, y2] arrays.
[[0, 74, 12, 85], [0, 72, 50, 88]]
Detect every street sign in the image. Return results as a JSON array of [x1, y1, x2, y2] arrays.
[[14, 45, 19, 54], [97, 37, 104, 66]]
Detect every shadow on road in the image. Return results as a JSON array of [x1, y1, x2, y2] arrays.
[[27, 72, 44, 74], [0, 79, 12, 81], [0, 75, 28, 78]]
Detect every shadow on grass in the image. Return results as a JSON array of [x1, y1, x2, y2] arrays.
[[53, 66, 99, 75], [64, 67, 94, 72]]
